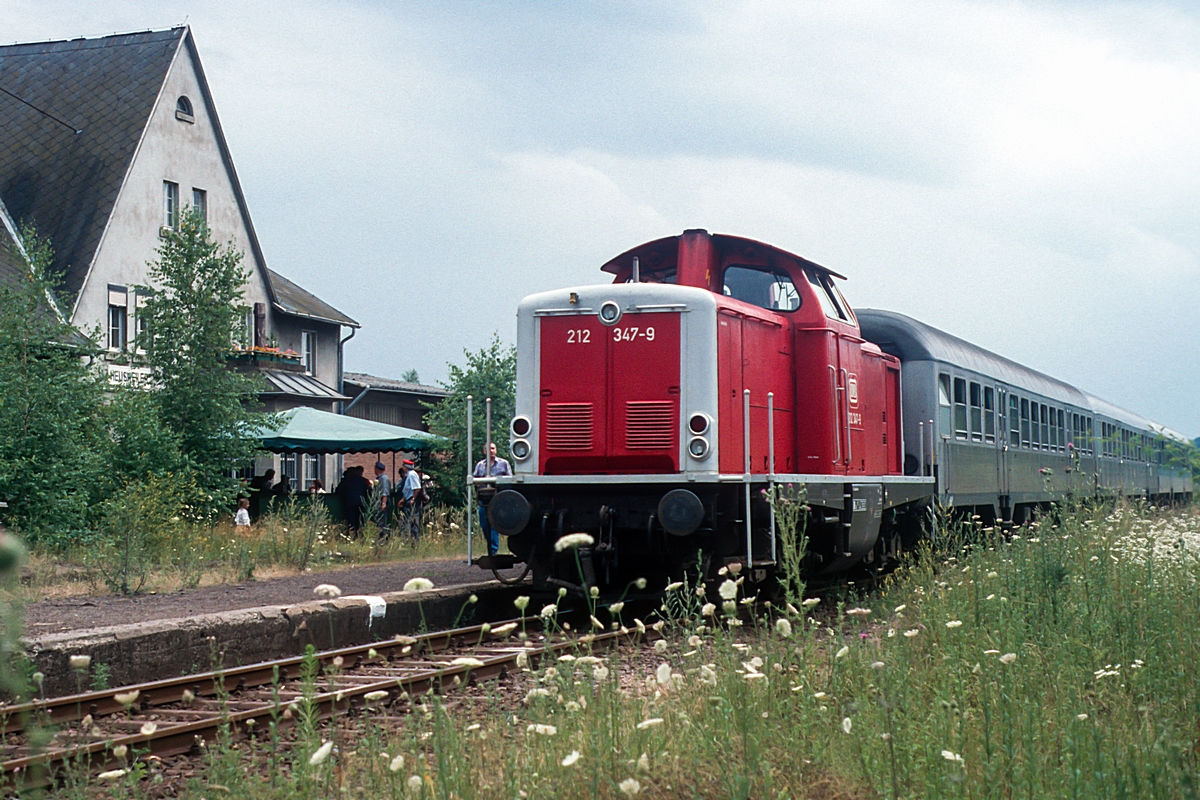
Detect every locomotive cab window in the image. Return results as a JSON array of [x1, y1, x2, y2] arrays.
[[628, 267, 676, 284], [722, 266, 800, 311], [804, 268, 846, 320]]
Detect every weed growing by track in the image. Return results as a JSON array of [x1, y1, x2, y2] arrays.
[[51, 501, 1200, 798]]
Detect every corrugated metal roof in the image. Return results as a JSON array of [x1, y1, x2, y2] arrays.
[[267, 269, 358, 328], [261, 369, 348, 400], [343, 371, 448, 397], [0, 29, 184, 306], [858, 308, 1186, 440]]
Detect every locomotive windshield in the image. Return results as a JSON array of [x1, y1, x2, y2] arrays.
[[721, 265, 801, 311]]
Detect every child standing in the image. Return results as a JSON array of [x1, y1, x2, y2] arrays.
[[234, 497, 251, 528]]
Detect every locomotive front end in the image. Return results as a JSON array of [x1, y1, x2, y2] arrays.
[[488, 282, 722, 588]]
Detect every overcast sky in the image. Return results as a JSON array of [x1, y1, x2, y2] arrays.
[[9, 1, 1200, 435]]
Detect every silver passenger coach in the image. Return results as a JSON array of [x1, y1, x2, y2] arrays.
[[858, 310, 1192, 523]]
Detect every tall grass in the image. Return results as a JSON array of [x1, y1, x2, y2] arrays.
[[22, 502, 470, 600], [56, 500, 1200, 798]]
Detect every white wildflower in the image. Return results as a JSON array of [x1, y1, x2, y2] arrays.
[[407, 775, 423, 792], [665, 581, 683, 592], [492, 622, 518, 635], [635, 577, 647, 589], [999, 652, 1017, 665], [835, 645, 849, 659], [554, 532, 595, 552], [945, 620, 963, 628], [139, 722, 157, 736], [941, 749, 963, 764], [450, 657, 485, 668], [364, 690, 390, 703], [699, 665, 717, 685], [514, 595, 530, 611], [701, 602, 717, 616], [637, 752, 650, 772], [309, 740, 334, 766], [637, 717, 664, 730], [527, 723, 557, 736], [69, 655, 91, 670], [846, 607, 871, 617], [114, 690, 139, 707], [314, 583, 342, 598], [609, 601, 625, 614], [718, 579, 738, 600], [723, 600, 738, 616], [842, 717, 852, 734], [592, 665, 610, 681], [97, 769, 127, 781], [561, 750, 581, 767], [654, 639, 668, 653], [1077, 713, 1089, 721], [893, 604, 906, 613], [802, 597, 821, 608], [619, 777, 641, 796], [590, 615, 605, 629], [656, 663, 672, 686], [775, 618, 792, 637], [402, 577, 434, 592], [390, 754, 405, 772]]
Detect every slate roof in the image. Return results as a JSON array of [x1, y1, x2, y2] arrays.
[[0, 29, 185, 306], [267, 268, 359, 327], [343, 372, 449, 397]]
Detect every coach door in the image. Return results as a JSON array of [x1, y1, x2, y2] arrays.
[[996, 387, 1010, 498]]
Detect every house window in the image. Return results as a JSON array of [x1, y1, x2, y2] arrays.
[[237, 308, 253, 349], [133, 290, 149, 352], [107, 284, 128, 351], [175, 95, 194, 123], [952, 377, 967, 439], [192, 188, 207, 222], [163, 181, 179, 229], [303, 454, 323, 490], [302, 330, 317, 375]]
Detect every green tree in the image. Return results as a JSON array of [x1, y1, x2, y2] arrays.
[[423, 334, 516, 507], [0, 228, 107, 543], [138, 210, 272, 513]]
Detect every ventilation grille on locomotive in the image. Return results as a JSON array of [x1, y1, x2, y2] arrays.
[[545, 403, 594, 450], [625, 400, 675, 449]]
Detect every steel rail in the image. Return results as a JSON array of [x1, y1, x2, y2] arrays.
[[0, 621, 629, 789], [0, 618, 518, 735]]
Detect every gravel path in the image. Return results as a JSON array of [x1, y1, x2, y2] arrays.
[[24, 558, 508, 636]]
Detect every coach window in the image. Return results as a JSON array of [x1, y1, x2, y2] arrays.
[[1009, 395, 1020, 446], [938, 374, 952, 434], [1086, 418, 1093, 454], [1048, 406, 1058, 450], [1071, 413, 1080, 450], [1020, 398, 1030, 448], [968, 382, 982, 441], [984, 387, 996, 443], [953, 378, 968, 439], [1040, 404, 1049, 450], [1057, 409, 1066, 453], [723, 266, 801, 312], [1031, 403, 1040, 449]]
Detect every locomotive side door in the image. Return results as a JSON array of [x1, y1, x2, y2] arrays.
[[997, 386, 1010, 502], [717, 310, 745, 475], [837, 335, 866, 474]]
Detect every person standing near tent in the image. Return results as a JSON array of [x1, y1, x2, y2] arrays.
[[372, 461, 392, 541], [474, 442, 511, 556], [335, 466, 370, 536], [399, 460, 424, 543]]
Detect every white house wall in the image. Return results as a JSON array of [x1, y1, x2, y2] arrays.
[[72, 41, 274, 340]]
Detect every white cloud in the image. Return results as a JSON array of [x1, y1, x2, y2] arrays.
[[6, 0, 1199, 432]]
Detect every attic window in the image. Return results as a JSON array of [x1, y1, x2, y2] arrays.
[[175, 95, 194, 123]]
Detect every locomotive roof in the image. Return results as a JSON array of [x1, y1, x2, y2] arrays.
[[599, 231, 847, 280], [858, 309, 1186, 441]]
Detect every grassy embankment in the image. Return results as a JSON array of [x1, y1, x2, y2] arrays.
[[59, 500, 1200, 798], [20, 501, 470, 601]]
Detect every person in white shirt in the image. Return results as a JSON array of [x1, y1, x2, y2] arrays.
[[399, 460, 424, 542], [474, 442, 512, 556], [234, 497, 251, 527]]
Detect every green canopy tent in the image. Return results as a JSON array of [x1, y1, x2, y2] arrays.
[[256, 406, 449, 454]]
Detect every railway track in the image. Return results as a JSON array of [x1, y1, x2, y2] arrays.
[[0, 617, 629, 790]]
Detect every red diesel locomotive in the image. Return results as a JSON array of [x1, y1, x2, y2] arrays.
[[481, 229, 934, 590]]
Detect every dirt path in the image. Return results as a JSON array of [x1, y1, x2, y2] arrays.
[[23, 558, 505, 635]]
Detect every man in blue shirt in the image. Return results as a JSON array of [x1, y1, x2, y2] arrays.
[[474, 442, 512, 556], [399, 460, 424, 542]]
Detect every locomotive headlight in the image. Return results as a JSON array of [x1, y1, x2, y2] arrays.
[[511, 438, 531, 460], [688, 413, 711, 435], [688, 436, 710, 460], [511, 415, 531, 437], [598, 300, 622, 325]]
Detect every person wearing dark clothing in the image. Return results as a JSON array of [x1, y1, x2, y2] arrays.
[[335, 466, 370, 535], [249, 469, 275, 492]]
